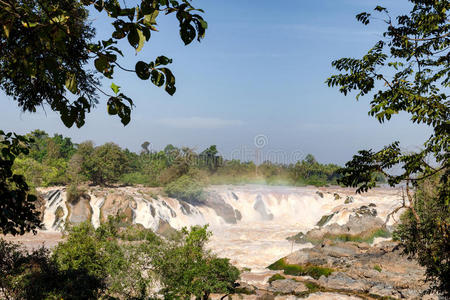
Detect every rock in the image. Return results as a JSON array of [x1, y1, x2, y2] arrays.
[[318, 272, 368, 292], [253, 195, 274, 221], [368, 284, 400, 298], [235, 281, 257, 294], [354, 205, 377, 217], [333, 193, 341, 200], [68, 194, 92, 224], [202, 192, 238, 224], [292, 214, 388, 245], [269, 279, 308, 294], [316, 213, 335, 227], [304, 292, 364, 299], [344, 196, 354, 204], [281, 239, 435, 299], [316, 191, 324, 198]]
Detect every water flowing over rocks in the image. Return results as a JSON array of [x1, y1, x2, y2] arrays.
[[27, 185, 441, 299]]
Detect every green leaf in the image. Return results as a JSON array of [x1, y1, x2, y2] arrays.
[[94, 56, 107, 72], [111, 83, 120, 94], [151, 70, 164, 87], [155, 56, 172, 66], [135, 61, 150, 80], [136, 29, 146, 52], [65, 73, 78, 94], [127, 27, 139, 49]]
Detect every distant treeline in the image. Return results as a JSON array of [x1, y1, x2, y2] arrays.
[[12, 130, 372, 200]]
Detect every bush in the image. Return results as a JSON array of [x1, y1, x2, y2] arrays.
[[0, 239, 103, 300], [164, 175, 205, 203], [150, 225, 240, 299], [393, 175, 450, 297], [120, 172, 151, 186]]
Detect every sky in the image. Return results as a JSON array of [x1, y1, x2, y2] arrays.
[[0, 0, 432, 165]]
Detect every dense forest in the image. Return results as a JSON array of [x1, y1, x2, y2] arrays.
[[12, 130, 348, 195]]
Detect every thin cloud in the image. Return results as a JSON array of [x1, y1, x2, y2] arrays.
[[156, 117, 244, 129]]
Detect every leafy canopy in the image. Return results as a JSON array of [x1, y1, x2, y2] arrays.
[[0, 0, 207, 127], [0, 0, 207, 235], [327, 0, 449, 295]]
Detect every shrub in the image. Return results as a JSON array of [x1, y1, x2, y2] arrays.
[[0, 239, 103, 300], [164, 175, 205, 203], [150, 225, 240, 299], [393, 175, 450, 297], [120, 172, 150, 186]]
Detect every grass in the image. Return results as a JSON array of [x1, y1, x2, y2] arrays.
[[304, 281, 321, 293], [306, 228, 391, 245], [268, 273, 286, 284], [267, 258, 334, 279], [373, 264, 382, 272]]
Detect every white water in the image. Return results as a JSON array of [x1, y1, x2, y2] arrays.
[[40, 185, 403, 271]]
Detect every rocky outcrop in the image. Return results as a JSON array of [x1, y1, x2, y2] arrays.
[[288, 210, 390, 245], [268, 279, 308, 294], [265, 240, 438, 299]]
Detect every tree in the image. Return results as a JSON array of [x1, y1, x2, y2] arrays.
[[81, 143, 129, 185], [0, 0, 207, 234], [0, 132, 40, 235], [327, 1, 449, 296], [141, 141, 150, 155], [150, 226, 240, 299]]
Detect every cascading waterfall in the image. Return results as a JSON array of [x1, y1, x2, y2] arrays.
[[39, 185, 402, 271]]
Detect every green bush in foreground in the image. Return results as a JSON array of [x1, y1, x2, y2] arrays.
[[1, 219, 240, 299], [267, 258, 334, 279]]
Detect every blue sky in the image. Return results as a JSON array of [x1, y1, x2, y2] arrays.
[[0, 0, 431, 165]]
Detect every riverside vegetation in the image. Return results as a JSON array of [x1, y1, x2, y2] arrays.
[[12, 129, 344, 196], [0, 217, 239, 299]]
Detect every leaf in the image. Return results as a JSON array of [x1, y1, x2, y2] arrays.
[[127, 27, 139, 49], [151, 70, 164, 87], [111, 83, 120, 94], [136, 29, 146, 53], [3, 24, 11, 38], [374, 6, 387, 12], [155, 56, 172, 66], [65, 73, 78, 94], [135, 61, 150, 80], [94, 56, 107, 72], [180, 23, 196, 45]]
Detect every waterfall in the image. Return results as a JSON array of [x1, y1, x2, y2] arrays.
[[39, 185, 402, 270]]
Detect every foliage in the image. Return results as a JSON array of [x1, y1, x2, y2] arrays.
[[327, 0, 449, 295], [0, 0, 207, 128], [84, 142, 130, 185], [268, 273, 285, 284], [54, 220, 154, 299], [393, 175, 450, 297], [0, 239, 103, 300], [0, 131, 40, 235], [164, 174, 206, 203], [150, 225, 240, 299], [0, 0, 207, 235], [267, 258, 334, 279]]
